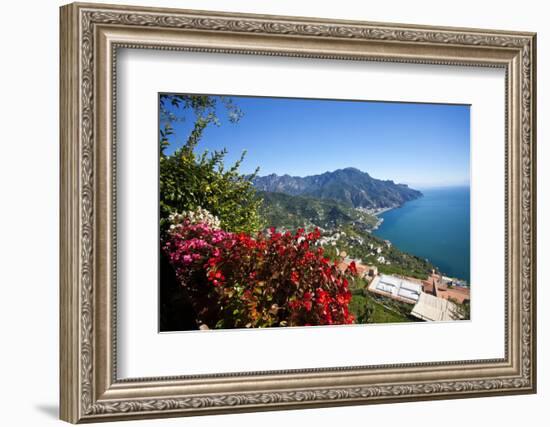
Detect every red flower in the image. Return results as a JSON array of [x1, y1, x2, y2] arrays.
[[341, 278, 349, 289], [207, 269, 225, 284], [163, 219, 356, 328], [316, 288, 329, 305], [288, 300, 301, 310], [206, 257, 217, 267], [312, 228, 321, 240]]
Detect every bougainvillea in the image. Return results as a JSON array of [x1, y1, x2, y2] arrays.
[[163, 211, 357, 329]]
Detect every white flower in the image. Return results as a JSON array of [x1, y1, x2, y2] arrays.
[[168, 207, 221, 230]]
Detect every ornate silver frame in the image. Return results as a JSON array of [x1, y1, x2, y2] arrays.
[[60, 2, 537, 423]]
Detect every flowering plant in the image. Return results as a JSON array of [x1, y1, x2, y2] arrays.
[[163, 211, 357, 329], [168, 207, 222, 230]]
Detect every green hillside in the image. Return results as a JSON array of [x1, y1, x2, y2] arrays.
[[259, 191, 378, 231], [325, 224, 436, 280], [258, 190, 435, 280]]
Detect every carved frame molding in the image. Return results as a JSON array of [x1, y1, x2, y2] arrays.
[[60, 2, 536, 423]]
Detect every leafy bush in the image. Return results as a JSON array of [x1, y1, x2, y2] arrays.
[[160, 94, 263, 235], [163, 212, 357, 329]]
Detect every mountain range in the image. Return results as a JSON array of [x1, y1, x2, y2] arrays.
[[253, 167, 422, 209]]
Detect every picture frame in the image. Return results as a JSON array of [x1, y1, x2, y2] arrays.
[[59, 2, 537, 423]]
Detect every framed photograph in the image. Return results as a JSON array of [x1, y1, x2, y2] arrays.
[[60, 2, 537, 423]]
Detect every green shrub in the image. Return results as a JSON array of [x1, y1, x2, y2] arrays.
[[159, 95, 264, 234]]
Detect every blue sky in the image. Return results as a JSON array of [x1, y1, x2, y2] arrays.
[[161, 95, 470, 188]]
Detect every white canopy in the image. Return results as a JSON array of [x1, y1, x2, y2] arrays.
[[411, 292, 459, 321]]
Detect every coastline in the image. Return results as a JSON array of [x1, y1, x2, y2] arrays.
[[357, 204, 398, 218], [372, 187, 470, 283], [372, 206, 396, 216], [360, 205, 399, 232]]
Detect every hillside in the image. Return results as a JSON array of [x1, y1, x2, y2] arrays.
[[259, 191, 378, 231], [322, 224, 436, 280], [253, 167, 422, 209], [257, 191, 435, 280]]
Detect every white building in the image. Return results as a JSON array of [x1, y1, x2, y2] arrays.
[[411, 292, 460, 321], [368, 274, 423, 304]]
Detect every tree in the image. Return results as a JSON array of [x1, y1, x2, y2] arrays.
[[159, 94, 264, 234], [159, 94, 243, 153]]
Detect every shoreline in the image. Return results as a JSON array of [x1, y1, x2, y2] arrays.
[[369, 191, 470, 284], [365, 205, 399, 232], [356, 205, 399, 232], [357, 204, 399, 218], [372, 206, 397, 217]]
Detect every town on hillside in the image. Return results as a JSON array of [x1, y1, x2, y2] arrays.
[[267, 205, 471, 323], [337, 252, 470, 321]]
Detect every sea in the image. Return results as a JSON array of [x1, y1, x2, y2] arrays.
[[373, 186, 470, 283]]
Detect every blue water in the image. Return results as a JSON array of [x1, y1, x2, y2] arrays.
[[373, 186, 470, 283]]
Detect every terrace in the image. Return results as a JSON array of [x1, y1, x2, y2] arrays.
[[411, 292, 460, 321], [368, 274, 423, 304]]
